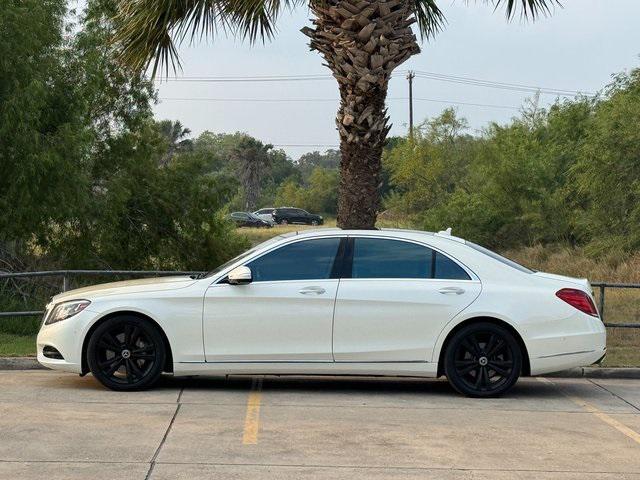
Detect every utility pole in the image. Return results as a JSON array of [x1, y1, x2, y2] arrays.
[[406, 70, 415, 139]]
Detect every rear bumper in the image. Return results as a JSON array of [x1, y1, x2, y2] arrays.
[[530, 346, 607, 375], [526, 309, 606, 375]]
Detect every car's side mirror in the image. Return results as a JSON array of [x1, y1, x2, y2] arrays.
[[228, 266, 252, 285]]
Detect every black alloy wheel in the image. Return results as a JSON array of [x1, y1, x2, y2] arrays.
[[87, 315, 166, 391], [444, 322, 521, 397]]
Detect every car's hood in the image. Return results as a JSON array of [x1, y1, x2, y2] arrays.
[[533, 271, 591, 291], [51, 276, 197, 303]]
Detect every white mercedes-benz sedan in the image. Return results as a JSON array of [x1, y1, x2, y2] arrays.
[[37, 229, 606, 396]]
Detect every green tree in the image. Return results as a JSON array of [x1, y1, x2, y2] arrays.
[[275, 167, 339, 214], [572, 69, 640, 257], [112, 0, 556, 229], [0, 0, 90, 265]]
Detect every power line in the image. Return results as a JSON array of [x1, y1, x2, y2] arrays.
[[154, 70, 594, 96], [413, 70, 596, 97], [157, 74, 336, 83], [271, 144, 339, 147], [160, 96, 520, 110]]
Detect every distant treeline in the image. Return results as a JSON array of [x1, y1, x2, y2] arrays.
[[384, 70, 640, 259]]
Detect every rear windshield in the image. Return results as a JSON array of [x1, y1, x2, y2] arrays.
[[466, 241, 534, 274]]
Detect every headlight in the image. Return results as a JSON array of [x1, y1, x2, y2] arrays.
[[45, 300, 91, 325]]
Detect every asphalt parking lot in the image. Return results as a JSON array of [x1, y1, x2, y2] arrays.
[[1, 371, 640, 479]]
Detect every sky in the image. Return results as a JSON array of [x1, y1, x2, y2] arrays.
[[148, 0, 640, 159]]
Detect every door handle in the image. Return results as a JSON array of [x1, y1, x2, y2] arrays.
[[439, 286, 465, 295], [299, 286, 326, 295]]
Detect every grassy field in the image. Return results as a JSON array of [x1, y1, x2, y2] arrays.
[[2, 227, 638, 366]]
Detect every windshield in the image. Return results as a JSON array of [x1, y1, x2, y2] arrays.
[[466, 241, 535, 274], [201, 234, 288, 278]]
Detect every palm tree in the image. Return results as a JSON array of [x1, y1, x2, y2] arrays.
[[113, 0, 558, 229], [157, 119, 192, 166], [230, 135, 274, 211]]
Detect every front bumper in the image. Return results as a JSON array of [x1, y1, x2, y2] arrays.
[[36, 308, 99, 374]]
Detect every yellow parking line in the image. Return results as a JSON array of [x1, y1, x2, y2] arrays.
[[537, 377, 640, 445], [242, 377, 263, 445]]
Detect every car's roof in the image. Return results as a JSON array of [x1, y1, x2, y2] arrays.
[[274, 227, 466, 244]]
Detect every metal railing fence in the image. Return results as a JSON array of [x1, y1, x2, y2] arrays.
[[0, 270, 638, 328], [0, 270, 202, 318]]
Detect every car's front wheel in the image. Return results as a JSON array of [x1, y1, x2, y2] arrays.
[[87, 315, 166, 391], [444, 322, 521, 397]]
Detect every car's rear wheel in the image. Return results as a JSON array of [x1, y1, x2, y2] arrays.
[[280, 219, 288, 225], [87, 315, 166, 391], [444, 322, 521, 397]]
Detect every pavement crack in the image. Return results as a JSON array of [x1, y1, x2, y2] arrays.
[[145, 403, 181, 480], [587, 378, 640, 412], [176, 386, 184, 404]]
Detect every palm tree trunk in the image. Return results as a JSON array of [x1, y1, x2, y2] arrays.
[[303, 0, 420, 229]]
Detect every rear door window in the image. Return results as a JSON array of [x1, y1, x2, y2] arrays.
[[350, 238, 471, 280]]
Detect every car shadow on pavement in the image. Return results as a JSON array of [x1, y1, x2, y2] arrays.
[[150, 373, 560, 400]]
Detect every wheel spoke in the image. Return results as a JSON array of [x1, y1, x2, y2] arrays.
[[484, 334, 496, 356], [129, 326, 141, 347], [474, 367, 483, 388], [124, 359, 133, 383], [98, 357, 120, 369], [132, 353, 155, 360], [461, 339, 479, 357], [487, 339, 505, 358], [128, 359, 145, 378], [488, 362, 510, 376], [458, 363, 477, 375], [124, 324, 132, 346], [105, 358, 123, 376], [455, 360, 475, 367], [98, 340, 117, 351], [101, 332, 121, 350], [132, 345, 154, 355]]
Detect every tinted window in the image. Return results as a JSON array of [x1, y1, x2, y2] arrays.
[[351, 238, 471, 280], [434, 252, 471, 280], [247, 238, 341, 282], [352, 239, 431, 279]]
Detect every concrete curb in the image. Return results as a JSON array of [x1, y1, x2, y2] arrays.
[[0, 357, 43, 370], [544, 367, 640, 379], [1, 357, 640, 379]]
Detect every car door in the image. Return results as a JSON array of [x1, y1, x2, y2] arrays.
[[333, 237, 481, 363], [203, 236, 344, 362], [292, 209, 306, 224]]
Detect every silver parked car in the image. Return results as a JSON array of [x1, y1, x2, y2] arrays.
[[253, 208, 275, 223]]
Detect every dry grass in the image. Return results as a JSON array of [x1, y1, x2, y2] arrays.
[[503, 244, 640, 284]]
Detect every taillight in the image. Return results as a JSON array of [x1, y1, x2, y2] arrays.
[[556, 288, 599, 317]]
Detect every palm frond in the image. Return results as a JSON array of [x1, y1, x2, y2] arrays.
[[412, 0, 446, 40], [492, 0, 562, 20], [113, 0, 300, 77]]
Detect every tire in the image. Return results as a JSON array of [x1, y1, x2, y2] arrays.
[[280, 219, 288, 225], [311, 220, 319, 226], [444, 322, 522, 397], [87, 315, 166, 391]]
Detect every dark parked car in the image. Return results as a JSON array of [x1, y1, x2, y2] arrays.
[[272, 207, 324, 225], [228, 212, 272, 228]]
